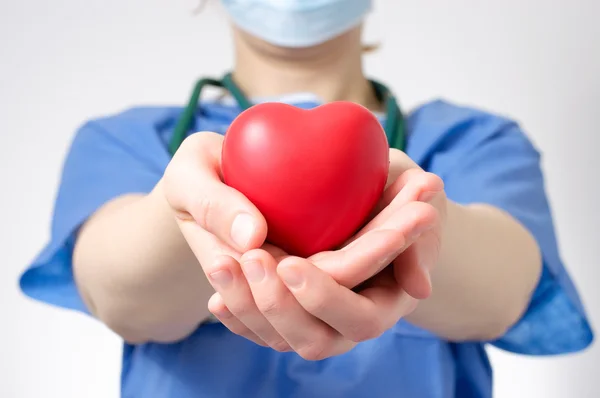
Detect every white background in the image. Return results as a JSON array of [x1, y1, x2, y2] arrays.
[[1, 0, 598, 397]]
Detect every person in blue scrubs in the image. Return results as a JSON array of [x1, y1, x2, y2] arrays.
[[20, 1, 594, 397]]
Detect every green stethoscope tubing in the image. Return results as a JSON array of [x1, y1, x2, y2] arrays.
[[168, 72, 406, 156]]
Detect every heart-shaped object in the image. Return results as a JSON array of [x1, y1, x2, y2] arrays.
[[221, 101, 389, 257]]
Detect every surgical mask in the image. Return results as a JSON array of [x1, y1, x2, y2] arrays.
[[220, 0, 373, 48]]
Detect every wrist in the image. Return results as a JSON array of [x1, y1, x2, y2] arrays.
[[145, 178, 180, 225]]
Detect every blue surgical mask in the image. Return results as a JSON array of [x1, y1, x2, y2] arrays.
[[220, 0, 373, 48]]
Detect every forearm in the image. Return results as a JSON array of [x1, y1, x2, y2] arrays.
[[73, 180, 214, 344], [405, 200, 543, 341]]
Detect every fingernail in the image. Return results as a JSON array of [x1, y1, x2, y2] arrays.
[[242, 260, 265, 283], [231, 213, 256, 249], [280, 267, 304, 289], [209, 269, 233, 288]]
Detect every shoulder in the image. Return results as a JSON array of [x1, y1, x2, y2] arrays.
[[76, 105, 183, 140], [63, 101, 239, 167], [406, 99, 539, 167], [58, 106, 187, 175], [75, 101, 238, 142], [68, 105, 188, 155], [409, 99, 514, 133]]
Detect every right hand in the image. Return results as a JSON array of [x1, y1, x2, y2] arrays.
[[163, 131, 269, 264]]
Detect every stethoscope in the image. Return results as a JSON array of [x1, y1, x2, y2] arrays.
[[168, 72, 406, 156]]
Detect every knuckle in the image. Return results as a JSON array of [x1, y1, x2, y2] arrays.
[[270, 339, 292, 353], [404, 168, 423, 181], [257, 297, 283, 317], [235, 327, 252, 338], [303, 293, 329, 316], [192, 195, 215, 230], [228, 324, 250, 337], [226, 302, 254, 319], [208, 303, 231, 319], [419, 171, 434, 183], [418, 201, 437, 218], [210, 307, 233, 321], [297, 339, 331, 361], [348, 318, 385, 343], [425, 171, 444, 187]]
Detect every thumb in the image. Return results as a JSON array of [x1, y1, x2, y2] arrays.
[[191, 180, 268, 252], [165, 132, 268, 251]]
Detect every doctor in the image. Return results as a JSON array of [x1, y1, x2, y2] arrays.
[[20, 1, 593, 397]]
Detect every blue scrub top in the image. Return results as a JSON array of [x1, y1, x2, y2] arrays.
[[19, 94, 594, 398]]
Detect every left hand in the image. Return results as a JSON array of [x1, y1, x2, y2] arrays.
[[207, 149, 447, 360], [325, 148, 447, 298]]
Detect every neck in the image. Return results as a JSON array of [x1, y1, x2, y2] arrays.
[[230, 27, 382, 111]]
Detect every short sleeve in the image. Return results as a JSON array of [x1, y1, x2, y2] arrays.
[[19, 113, 172, 314], [424, 111, 594, 355]]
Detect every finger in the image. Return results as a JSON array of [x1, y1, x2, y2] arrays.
[[396, 217, 442, 298], [392, 245, 433, 300], [384, 169, 444, 206], [177, 221, 289, 350], [164, 131, 268, 252], [385, 148, 420, 189], [177, 217, 240, 266], [310, 201, 437, 289], [259, 243, 289, 262], [347, 170, 442, 247], [352, 241, 433, 301], [240, 249, 354, 360], [368, 170, 444, 234], [205, 254, 292, 352], [208, 293, 267, 347], [361, 266, 420, 316], [278, 257, 415, 343]]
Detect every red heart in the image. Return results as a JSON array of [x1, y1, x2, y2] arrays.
[[221, 101, 390, 257]]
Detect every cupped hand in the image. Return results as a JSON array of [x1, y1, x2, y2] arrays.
[[313, 148, 447, 299], [206, 223, 430, 360], [207, 149, 447, 360]]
